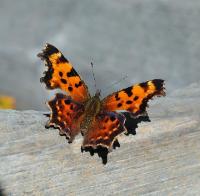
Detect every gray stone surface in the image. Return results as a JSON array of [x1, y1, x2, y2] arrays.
[[0, 0, 200, 109], [0, 83, 200, 195]]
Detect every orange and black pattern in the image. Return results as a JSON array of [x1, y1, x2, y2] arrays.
[[102, 79, 165, 115], [82, 112, 126, 149], [47, 93, 84, 142], [38, 44, 90, 103]]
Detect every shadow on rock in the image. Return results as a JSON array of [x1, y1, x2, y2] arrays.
[[81, 140, 120, 165], [122, 112, 151, 135], [0, 183, 6, 196]]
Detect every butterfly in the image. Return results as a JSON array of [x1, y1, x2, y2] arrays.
[[38, 44, 165, 154]]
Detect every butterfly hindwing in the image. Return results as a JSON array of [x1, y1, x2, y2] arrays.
[[82, 112, 126, 150], [102, 79, 165, 115], [38, 44, 90, 103], [46, 93, 84, 142]]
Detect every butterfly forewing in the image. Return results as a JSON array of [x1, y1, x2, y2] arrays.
[[38, 43, 90, 103], [101, 79, 165, 115]]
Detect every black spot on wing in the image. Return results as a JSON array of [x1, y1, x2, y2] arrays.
[[40, 66, 54, 88], [59, 71, 63, 77], [56, 93, 67, 99], [59, 54, 69, 63], [115, 93, 120, 101], [134, 96, 139, 101], [139, 82, 148, 91], [152, 79, 164, 91], [67, 68, 79, 77], [126, 100, 133, 104], [123, 86, 133, 97], [117, 103, 122, 108], [61, 78, 67, 84], [68, 86, 73, 92], [43, 44, 59, 56], [75, 81, 83, 88], [64, 99, 71, 105]]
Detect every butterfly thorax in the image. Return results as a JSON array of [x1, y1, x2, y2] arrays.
[[81, 91, 101, 131]]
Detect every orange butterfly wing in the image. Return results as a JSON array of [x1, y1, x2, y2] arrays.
[[46, 93, 84, 142], [82, 112, 126, 149], [38, 43, 90, 103], [102, 79, 165, 115]]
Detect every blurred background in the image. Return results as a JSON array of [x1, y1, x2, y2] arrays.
[[0, 0, 200, 110]]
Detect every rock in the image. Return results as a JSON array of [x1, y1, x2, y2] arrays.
[[0, 83, 200, 195]]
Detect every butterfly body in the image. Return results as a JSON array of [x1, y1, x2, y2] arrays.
[[38, 43, 165, 152], [80, 91, 101, 132]]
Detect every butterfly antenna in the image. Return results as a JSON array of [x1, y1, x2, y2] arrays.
[[91, 62, 97, 92], [102, 74, 128, 95]]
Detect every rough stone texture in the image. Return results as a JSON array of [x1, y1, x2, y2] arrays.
[[1, 0, 200, 109], [0, 83, 200, 195]]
